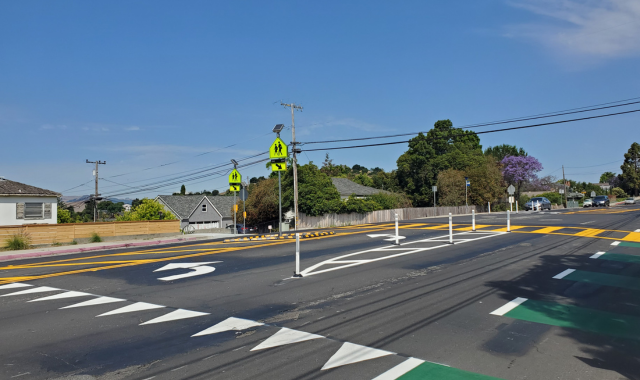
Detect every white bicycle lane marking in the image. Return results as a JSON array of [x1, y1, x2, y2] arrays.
[[299, 231, 506, 277]]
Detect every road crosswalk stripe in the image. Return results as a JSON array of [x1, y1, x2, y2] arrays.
[[321, 342, 394, 370], [140, 309, 209, 325], [0, 283, 32, 290], [553, 270, 640, 291], [28, 291, 92, 302], [490, 297, 528, 316], [96, 302, 165, 317], [250, 327, 324, 351], [372, 357, 425, 380], [192, 317, 264, 337], [0, 286, 60, 297], [60, 296, 126, 309], [552, 269, 575, 279], [590, 251, 606, 259]]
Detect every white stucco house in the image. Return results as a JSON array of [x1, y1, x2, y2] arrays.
[[0, 178, 60, 226]]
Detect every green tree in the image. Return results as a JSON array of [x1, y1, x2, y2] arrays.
[[599, 171, 616, 184], [57, 205, 73, 224], [340, 194, 382, 213], [180, 184, 186, 195], [117, 199, 177, 221], [436, 169, 466, 206], [465, 156, 505, 208], [353, 173, 374, 187], [243, 177, 280, 225], [611, 187, 627, 198], [484, 144, 527, 161], [282, 163, 342, 216], [620, 142, 640, 196], [131, 198, 143, 209], [396, 120, 483, 206]]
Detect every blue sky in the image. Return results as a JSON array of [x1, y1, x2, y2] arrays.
[[1, 0, 639, 198]]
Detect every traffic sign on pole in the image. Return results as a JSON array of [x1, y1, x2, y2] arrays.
[[230, 184, 241, 192], [271, 162, 287, 171], [507, 185, 515, 195], [590, 191, 596, 197], [229, 169, 242, 184], [269, 137, 288, 160]]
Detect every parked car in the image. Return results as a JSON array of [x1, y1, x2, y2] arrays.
[[625, 198, 636, 205], [226, 224, 248, 233], [525, 197, 552, 211], [583, 199, 593, 207], [592, 195, 610, 207]]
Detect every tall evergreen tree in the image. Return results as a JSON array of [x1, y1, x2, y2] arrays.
[[620, 142, 640, 196]]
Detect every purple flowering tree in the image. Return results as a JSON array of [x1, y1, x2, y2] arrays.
[[501, 155, 543, 200]]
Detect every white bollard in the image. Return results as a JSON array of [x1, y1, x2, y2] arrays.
[[472, 209, 476, 232], [488, 202, 491, 214], [294, 233, 302, 277], [449, 213, 453, 244], [516, 201, 519, 214], [394, 213, 400, 245], [507, 210, 511, 232]]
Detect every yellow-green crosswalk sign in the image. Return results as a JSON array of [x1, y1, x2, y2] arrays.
[[229, 184, 241, 192], [269, 137, 288, 160], [271, 162, 287, 172], [229, 169, 241, 184]]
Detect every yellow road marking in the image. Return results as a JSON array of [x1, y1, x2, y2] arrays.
[[530, 227, 564, 234]]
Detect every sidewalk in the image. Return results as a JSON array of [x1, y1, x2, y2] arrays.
[[0, 232, 240, 262]]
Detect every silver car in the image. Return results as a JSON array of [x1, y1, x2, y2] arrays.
[[625, 198, 636, 205], [583, 199, 593, 207], [525, 197, 552, 211]]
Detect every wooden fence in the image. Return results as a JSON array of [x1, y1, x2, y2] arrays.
[[298, 206, 477, 229], [0, 220, 180, 245]]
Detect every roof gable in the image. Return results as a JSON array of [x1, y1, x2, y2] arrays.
[[206, 196, 236, 218], [0, 178, 59, 197], [156, 195, 206, 219]]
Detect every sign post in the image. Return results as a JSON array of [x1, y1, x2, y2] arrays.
[[270, 126, 289, 238], [465, 177, 470, 212], [432, 186, 438, 208], [590, 191, 596, 198], [229, 166, 242, 235]]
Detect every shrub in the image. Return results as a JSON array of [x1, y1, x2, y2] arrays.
[[611, 187, 627, 198], [4, 230, 32, 251], [90, 232, 102, 243], [539, 192, 562, 205], [71, 240, 78, 245]]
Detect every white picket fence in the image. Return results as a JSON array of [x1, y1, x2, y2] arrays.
[[298, 206, 477, 229]]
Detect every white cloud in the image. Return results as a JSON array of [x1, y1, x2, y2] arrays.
[[506, 0, 640, 57], [39, 124, 68, 130], [297, 117, 392, 137], [124, 126, 141, 131]]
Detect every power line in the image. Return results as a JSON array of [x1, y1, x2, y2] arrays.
[[300, 108, 640, 152]]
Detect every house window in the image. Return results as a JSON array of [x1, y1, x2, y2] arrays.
[[202, 204, 207, 212], [25, 203, 43, 219]]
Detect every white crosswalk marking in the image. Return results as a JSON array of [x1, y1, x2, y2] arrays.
[[97, 302, 165, 317], [29, 291, 92, 302], [251, 327, 324, 351], [61, 296, 126, 309], [192, 317, 264, 337], [140, 309, 209, 325], [0, 283, 32, 290], [372, 357, 425, 380], [321, 342, 394, 370], [0, 286, 60, 297]]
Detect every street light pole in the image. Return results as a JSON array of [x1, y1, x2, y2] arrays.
[[281, 102, 303, 230]]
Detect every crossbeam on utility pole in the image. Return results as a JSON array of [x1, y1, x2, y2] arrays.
[[281, 102, 303, 231], [86, 159, 106, 222]]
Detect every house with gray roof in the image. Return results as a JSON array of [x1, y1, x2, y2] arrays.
[[155, 195, 236, 230], [331, 177, 390, 200], [0, 177, 60, 226]]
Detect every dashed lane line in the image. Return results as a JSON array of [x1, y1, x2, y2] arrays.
[[552, 268, 640, 291]]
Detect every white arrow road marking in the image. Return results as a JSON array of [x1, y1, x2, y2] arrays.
[[372, 357, 425, 380], [97, 302, 165, 317], [321, 342, 394, 370], [154, 261, 222, 281], [140, 309, 209, 325], [61, 296, 126, 309], [29, 291, 92, 302], [0, 283, 32, 290], [192, 317, 264, 337], [251, 327, 324, 351], [0, 286, 60, 297]]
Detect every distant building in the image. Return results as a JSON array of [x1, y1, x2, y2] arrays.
[[0, 178, 59, 226], [594, 183, 611, 192], [123, 204, 132, 212], [155, 195, 235, 230], [331, 177, 390, 200]]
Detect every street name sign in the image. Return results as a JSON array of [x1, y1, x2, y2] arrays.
[[229, 169, 241, 184], [269, 137, 288, 160]]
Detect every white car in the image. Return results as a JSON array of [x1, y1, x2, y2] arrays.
[[625, 198, 636, 205], [583, 199, 593, 207]]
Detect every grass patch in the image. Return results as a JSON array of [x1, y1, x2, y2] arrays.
[[52, 241, 62, 246], [70, 240, 78, 245], [4, 230, 32, 251], [89, 232, 102, 243]]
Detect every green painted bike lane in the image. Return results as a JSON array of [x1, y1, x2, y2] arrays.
[[397, 361, 503, 380], [556, 269, 640, 291]]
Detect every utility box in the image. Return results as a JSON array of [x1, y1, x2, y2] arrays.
[[280, 223, 290, 232]]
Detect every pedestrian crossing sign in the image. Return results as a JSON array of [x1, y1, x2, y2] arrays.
[[269, 137, 288, 160], [229, 169, 241, 184], [230, 184, 241, 192], [271, 162, 287, 172]]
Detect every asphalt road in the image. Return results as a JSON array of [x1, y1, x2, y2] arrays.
[[1, 205, 640, 380]]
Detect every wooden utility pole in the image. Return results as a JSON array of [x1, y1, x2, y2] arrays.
[[86, 159, 106, 222], [281, 102, 303, 230]]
